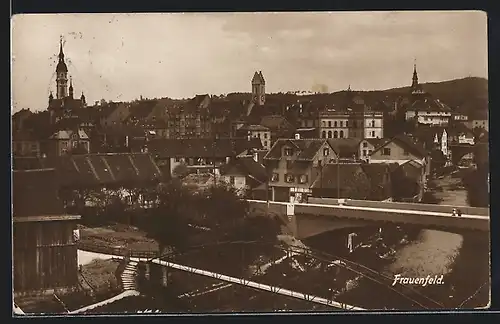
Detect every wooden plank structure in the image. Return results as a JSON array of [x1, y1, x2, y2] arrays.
[[13, 168, 81, 296]]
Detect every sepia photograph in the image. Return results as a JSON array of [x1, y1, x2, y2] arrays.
[[11, 11, 490, 315]]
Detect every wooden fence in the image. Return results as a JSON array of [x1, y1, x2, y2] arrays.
[[77, 242, 158, 259]]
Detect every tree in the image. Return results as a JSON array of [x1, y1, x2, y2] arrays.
[[144, 180, 195, 256], [343, 170, 372, 200], [430, 149, 446, 172], [172, 162, 189, 179], [201, 182, 249, 232]]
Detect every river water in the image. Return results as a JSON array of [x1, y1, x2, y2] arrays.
[[76, 174, 489, 313], [305, 173, 490, 310]]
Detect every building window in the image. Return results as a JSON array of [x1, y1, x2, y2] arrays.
[[334, 121, 338, 127], [285, 174, 295, 183], [286, 160, 293, 169], [340, 121, 343, 127], [322, 131, 327, 138], [323, 148, 329, 156], [334, 131, 338, 138], [363, 142, 368, 148], [328, 121, 332, 127], [326, 130, 331, 138], [230, 176, 235, 185], [271, 173, 279, 182], [174, 157, 180, 162], [371, 131, 375, 137], [299, 175, 308, 184], [368, 149, 372, 155], [30, 143, 38, 151], [340, 130, 344, 138], [284, 147, 293, 156], [264, 133, 268, 139], [363, 149, 367, 157], [264, 141, 268, 147], [322, 121, 326, 127], [382, 148, 391, 156], [346, 121, 349, 127], [371, 120, 375, 127]]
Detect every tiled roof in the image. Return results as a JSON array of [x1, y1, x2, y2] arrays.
[[241, 124, 270, 132], [43, 153, 163, 188], [260, 115, 293, 130], [372, 134, 428, 158], [221, 157, 267, 183], [50, 129, 89, 140], [264, 139, 327, 161], [310, 163, 365, 189], [126, 100, 158, 121], [327, 138, 362, 158], [147, 138, 263, 159], [364, 138, 386, 148], [13, 169, 65, 217], [407, 97, 452, 113]]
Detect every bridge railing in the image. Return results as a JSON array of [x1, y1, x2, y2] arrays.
[[77, 241, 159, 259]]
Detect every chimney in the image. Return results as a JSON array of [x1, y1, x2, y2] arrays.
[[253, 152, 259, 163]]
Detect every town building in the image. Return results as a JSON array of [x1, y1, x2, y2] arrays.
[[220, 155, 268, 196], [368, 134, 430, 201], [359, 138, 386, 161], [47, 129, 91, 156], [402, 64, 452, 127], [263, 139, 339, 202], [12, 130, 41, 157], [318, 90, 384, 140], [13, 168, 80, 296], [145, 137, 263, 178], [238, 124, 272, 150], [164, 95, 212, 139], [251, 71, 266, 106]]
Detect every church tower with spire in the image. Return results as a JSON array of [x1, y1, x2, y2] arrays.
[[251, 71, 266, 105], [56, 38, 69, 99], [410, 61, 424, 95]]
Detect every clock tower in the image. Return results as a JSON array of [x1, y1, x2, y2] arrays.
[[251, 71, 266, 105]]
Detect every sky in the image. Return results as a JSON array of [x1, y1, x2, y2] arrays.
[[11, 11, 488, 112]]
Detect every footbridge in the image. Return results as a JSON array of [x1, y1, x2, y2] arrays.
[[248, 198, 489, 239]]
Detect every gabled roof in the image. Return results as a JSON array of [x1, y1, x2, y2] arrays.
[[371, 134, 428, 158], [310, 163, 365, 189], [264, 139, 330, 161], [43, 153, 163, 188], [50, 129, 89, 140], [147, 138, 263, 159], [125, 100, 158, 121], [260, 115, 293, 130], [407, 97, 452, 113], [362, 138, 387, 148], [327, 138, 361, 158], [13, 169, 65, 217], [240, 124, 270, 132], [251, 71, 265, 85], [361, 163, 391, 186], [221, 157, 267, 183]]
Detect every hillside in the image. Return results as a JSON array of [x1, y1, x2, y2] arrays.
[[383, 77, 488, 110]]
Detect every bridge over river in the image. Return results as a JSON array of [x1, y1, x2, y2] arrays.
[[248, 198, 489, 239]]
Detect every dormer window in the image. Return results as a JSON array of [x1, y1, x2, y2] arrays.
[[284, 147, 293, 156], [271, 173, 279, 182], [299, 175, 308, 184], [285, 174, 295, 183], [323, 148, 329, 156]]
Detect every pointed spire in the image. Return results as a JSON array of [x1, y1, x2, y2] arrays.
[[347, 84, 351, 92], [58, 35, 65, 61]]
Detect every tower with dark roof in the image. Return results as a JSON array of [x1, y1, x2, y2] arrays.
[[410, 62, 424, 95], [69, 77, 74, 98], [251, 71, 266, 105], [56, 38, 69, 99]]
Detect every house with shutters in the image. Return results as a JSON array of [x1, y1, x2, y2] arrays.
[[263, 139, 338, 202]]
